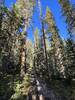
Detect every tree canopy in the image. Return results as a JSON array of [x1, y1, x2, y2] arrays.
[[0, 0, 75, 100]]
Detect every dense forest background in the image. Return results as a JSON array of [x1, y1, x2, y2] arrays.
[[0, 0, 75, 100]]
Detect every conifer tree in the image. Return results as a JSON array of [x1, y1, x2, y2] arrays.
[[59, 0, 75, 79], [0, 7, 22, 73], [38, 0, 50, 79], [26, 39, 34, 71], [34, 28, 41, 77], [0, 0, 4, 31], [15, 0, 35, 78], [45, 7, 65, 78], [65, 39, 75, 79], [59, 0, 75, 36]]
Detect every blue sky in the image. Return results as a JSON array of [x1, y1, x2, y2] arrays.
[[5, 0, 75, 41]]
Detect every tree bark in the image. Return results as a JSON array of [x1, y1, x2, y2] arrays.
[[20, 37, 26, 78], [42, 21, 50, 78]]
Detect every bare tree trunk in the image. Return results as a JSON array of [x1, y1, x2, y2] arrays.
[[42, 21, 50, 78], [0, 8, 3, 31], [20, 37, 26, 78], [24, 37, 27, 73], [42, 21, 48, 65]]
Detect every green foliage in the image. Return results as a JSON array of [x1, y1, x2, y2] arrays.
[[45, 6, 65, 78], [0, 0, 75, 100], [59, 0, 75, 35], [65, 39, 75, 78]]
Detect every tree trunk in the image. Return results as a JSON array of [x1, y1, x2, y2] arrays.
[[42, 21, 50, 78], [0, 8, 3, 31], [20, 37, 26, 78]]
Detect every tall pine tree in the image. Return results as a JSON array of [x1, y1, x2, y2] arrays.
[[45, 7, 65, 78]]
